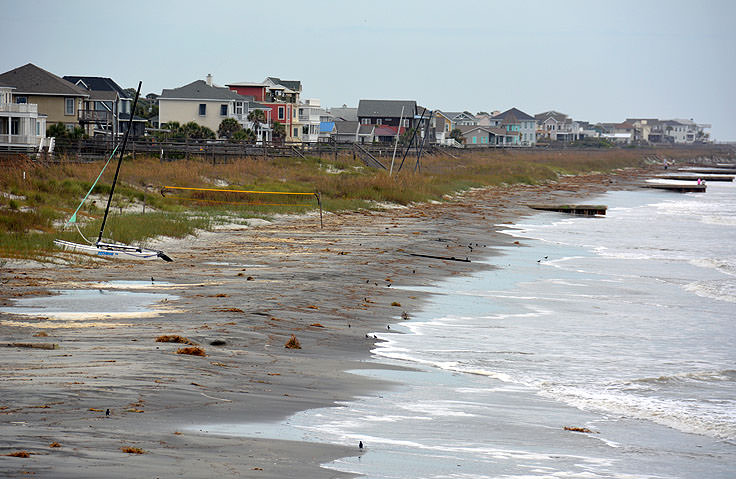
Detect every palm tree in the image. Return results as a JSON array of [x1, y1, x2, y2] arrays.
[[247, 109, 266, 142], [272, 121, 286, 144]]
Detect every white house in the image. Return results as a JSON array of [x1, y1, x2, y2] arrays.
[[298, 98, 323, 143], [0, 84, 47, 150]]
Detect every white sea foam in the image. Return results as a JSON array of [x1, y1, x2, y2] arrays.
[[683, 279, 736, 303]]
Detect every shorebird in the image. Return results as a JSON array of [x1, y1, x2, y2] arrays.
[[359, 441, 363, 450], [106, 409, 110, 417]]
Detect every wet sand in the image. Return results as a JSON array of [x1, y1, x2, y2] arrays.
[[0, 169, 648, 478]]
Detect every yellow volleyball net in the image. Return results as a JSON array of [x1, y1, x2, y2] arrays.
[[160, 186, 323, 227]]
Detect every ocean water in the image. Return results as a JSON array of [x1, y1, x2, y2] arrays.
[[204, 183, 736, 478]]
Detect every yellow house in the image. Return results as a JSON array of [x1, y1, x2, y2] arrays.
[[0, 63, 88, 132]]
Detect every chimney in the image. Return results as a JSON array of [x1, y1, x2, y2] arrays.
[[206, 74, 213, 86]]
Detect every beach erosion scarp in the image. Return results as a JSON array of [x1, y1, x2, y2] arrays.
[[0, 168, 653, 478]]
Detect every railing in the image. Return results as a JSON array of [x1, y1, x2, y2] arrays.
[[78, 109, 112, 123], [0, 134, 42, 146], [0, 103, 38, 114]]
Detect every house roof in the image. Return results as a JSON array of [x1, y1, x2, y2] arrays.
[[358, 124, 375, 135], [264, 77, 302, 92], [492, 107, 535, 122], [335, 120, 359, 134], [329, 107, 358, 122], [118, 112, 148, 122], [358, 100, 416, 118], [0, 63, 89, 97], [535, 110, 569, 123], [160, 80, 250, 101], [63, 76, 130, 102], [373, 125, 405, 137]]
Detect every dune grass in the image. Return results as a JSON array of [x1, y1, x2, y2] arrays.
[[0, 146, 728, 261]]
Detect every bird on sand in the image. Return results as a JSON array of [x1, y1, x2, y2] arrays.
[[359, 441, 363, 450], [151, 277, 154, 284], [106, 409, 110, 417], [387, 325, 390, 330]]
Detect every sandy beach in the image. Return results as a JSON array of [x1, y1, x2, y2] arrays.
[[1, 168, 650, 478]]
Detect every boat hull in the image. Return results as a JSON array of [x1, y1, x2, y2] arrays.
[[54, 239, 172, 262]]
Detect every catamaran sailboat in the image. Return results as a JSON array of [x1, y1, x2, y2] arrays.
[[54, 82, 172, 262]]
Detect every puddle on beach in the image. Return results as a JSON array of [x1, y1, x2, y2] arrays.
[[203, 262, 264, 268], [0, 284, 179, 325]]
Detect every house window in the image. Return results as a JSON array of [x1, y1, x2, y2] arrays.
[[472, 136, 477, 144], [65, 98, 75, 115], [10, 118, 19, 135], [235, 102, 243, 115], [303, 125, 309, 135], [220, 104, 228, 116], [293, 127, 298, 137], [278, 106, 285, 120], [15, 96, 27, 104], [361, 118, 370, 125], [376, 119, 382, 125], [403, 119, 409, 127], [199, 104, 206, 116], [36, 121, 41, 136]]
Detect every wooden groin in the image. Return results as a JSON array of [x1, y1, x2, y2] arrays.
[[678, 167, 736, 175], [645, 183, 706, 193], [656, 174, 734, 182], [527, 204, 607, 216]]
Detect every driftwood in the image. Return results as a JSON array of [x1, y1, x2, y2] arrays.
[[409, 253, 471, 263], [3, 342, 59, 350]]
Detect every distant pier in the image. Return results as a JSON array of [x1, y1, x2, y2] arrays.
[[528, 204, 607, 216]]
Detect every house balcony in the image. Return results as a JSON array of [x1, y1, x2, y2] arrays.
[[0, 133, 43, 147], [0, 102, 38, 114], [78, 109, 112, 124]]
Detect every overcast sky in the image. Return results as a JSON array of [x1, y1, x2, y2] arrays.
[[2, 0, 734, 139]]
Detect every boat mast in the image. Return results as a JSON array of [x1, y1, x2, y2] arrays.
[[97, 81, 142, 244]]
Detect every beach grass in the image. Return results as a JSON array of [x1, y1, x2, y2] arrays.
[[0, 146, 728, 260]]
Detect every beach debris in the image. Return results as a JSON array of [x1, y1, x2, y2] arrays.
[[209, 339, 227, 346], [89, 408, 104, 412], [247, 276, 254, 281], [156, 334, 196, 346], [121, 446, 145, 454], [310, 323, 325, 328], [175, 346, 206, 357], [285, 334, 302, 349], [3, 342, 58, 350], [214, 308, 243, 313], [33, 331, 49, 337], [126, 408, 144, 413], [6, 451, 31, 458], [564, 426, 595, 433], [409, 253, 471, 263], [49, 442, 61, 448], [391, 302, 401, 307], [401, 311, 410, 320]]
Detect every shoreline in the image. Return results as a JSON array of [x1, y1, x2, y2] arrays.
[[1, 167, 658, 477]]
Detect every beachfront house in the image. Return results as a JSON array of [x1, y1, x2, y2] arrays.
[[159, 75, 271, 142], [0, 63, 88, 134], [227, 77, 302, 143], [490, 108, 537, 146], [64, 75, 146, 138], [357, 99, 416, 144], [535, 110, 582, 143], [457, 125, 520, 147]]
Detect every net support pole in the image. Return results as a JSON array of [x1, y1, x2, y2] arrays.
[[315, 191, 323, 229]]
